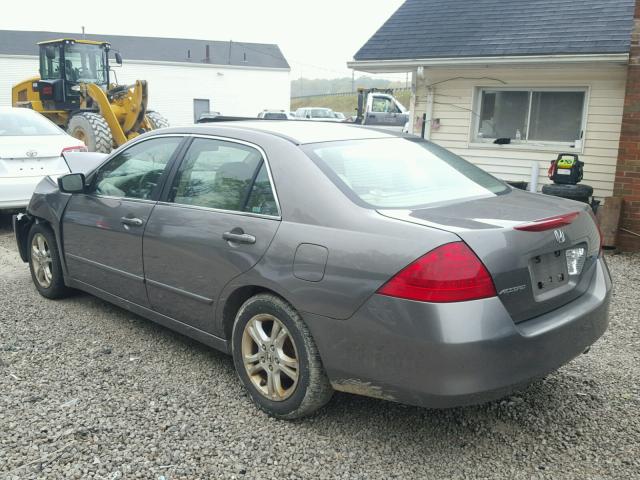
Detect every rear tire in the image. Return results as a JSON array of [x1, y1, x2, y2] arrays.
[[27, 223, 72, 299], [67, 112, 113, 153], [231, 294, 333, 419], [145, 111, 170, 130]]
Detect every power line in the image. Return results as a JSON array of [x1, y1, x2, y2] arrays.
[[231, 41, 400, 78]]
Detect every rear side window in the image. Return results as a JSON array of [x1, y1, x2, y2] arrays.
[[244, 164, 278, 216], [169, 138, 278, 216], [305, 138, 509, 209]]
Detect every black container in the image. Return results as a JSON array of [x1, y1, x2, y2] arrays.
[[548, 153, 584, 185]]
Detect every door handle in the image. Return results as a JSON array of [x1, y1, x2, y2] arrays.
[[121, 217, 144, 227], [223, 231, 256, 244]]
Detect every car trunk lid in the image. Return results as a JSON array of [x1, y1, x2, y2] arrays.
[[378, 189, 601, 323], [0, 135, 70, 178]]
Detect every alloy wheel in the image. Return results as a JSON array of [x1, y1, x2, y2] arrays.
[[31, 233, 53, 288], [241, 313, 299, 401]]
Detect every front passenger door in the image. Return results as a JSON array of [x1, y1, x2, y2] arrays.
[[62, 136, 183, 306]]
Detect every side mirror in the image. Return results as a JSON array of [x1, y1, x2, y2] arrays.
[[45, 46, 56, 60], [306, 114, 311, 119], [58, 173, 86, 193], [114, 52, 123, 65]]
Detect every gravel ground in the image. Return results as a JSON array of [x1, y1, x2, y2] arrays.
[[0, 214, 639, 479]]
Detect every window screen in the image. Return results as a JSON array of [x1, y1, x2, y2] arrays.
[[528, 92, 584, 142], [478, 91, 529, 139]]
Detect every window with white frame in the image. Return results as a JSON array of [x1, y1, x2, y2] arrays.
[[473, 88, 587, 145]]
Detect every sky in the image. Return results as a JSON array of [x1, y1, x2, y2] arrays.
[[0, 0, 406, 80]]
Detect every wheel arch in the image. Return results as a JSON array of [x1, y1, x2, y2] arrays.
[[26, 186, 74, 278], [219, 284, 295, 341], [13, 213, 35, 262]]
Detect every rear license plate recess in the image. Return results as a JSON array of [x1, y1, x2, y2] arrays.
[[529, 250, 569, 295]]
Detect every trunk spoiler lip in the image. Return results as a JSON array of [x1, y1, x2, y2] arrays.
[[513, 211, 581, 232]]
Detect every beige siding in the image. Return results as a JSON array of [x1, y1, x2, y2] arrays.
[[412, 65, 626, 198]]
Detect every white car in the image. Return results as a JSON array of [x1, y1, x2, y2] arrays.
[[294, 107, 342, 122], [0, 107, 87, 211]]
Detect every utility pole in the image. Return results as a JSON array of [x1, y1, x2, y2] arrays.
[[81, 26, 85, 39]]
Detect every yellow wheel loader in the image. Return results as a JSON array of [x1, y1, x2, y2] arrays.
[[12, 38, 169, 153]]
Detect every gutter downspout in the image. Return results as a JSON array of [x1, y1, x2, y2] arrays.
[[423, 85, 434, 140], [408, 69, 417, 134]]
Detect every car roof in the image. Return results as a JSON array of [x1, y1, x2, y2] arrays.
[[164, 121, 397, 145]]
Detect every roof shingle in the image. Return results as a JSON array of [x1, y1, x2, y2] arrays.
[[354, 0, 635, 61], [0, 30, 289, 69]]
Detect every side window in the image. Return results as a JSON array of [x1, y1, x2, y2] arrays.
[[371, 97, 396, 113], [244, 163, 278, 216], [170, 138, 270, 213], [93, 136, 182, 199], [40, 46, 62, 80]]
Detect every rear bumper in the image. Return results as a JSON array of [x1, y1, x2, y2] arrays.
[[0, 175, 56, 210], [304, 257, 612, 408]]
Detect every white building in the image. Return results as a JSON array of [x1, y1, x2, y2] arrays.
[[0, 30, 291, 125]]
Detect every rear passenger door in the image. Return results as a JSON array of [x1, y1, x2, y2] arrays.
[[142, 136, 281, 335]]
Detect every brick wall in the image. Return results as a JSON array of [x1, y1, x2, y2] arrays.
[[614, 2, 640, 250]]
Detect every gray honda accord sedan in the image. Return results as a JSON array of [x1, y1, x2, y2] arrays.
[[14, 121, 611, 418]]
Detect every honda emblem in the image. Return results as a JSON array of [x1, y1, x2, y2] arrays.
[[554, 229, 566, 244]]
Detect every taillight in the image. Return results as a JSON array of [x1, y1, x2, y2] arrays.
[[61, 145, 88, 155], [514, 211, 580, 232], [588, 210, 604, 253], [377, 242, 497, 303]]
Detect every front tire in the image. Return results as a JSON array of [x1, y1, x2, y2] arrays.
[[232, 294, 333, 419], [67, 112, 113, 153], [27, 224, 72, 299]]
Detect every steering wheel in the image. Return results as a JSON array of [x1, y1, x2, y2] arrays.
[[137, 170, 162, 198]]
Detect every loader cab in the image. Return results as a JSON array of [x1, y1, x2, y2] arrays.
[[37, 39, 112, 110]]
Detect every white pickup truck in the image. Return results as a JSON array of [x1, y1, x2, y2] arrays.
[[355, 88, 410, 132]]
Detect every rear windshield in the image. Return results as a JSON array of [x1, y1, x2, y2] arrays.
[[0, 110, 63, 136], [304, 138, 509, 209]]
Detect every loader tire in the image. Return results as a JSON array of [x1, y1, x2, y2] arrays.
[[67, 112, 113, 153], [145, 111, 170, 130]]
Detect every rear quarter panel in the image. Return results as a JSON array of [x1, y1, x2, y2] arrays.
[[215, 136, 459, 321]]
